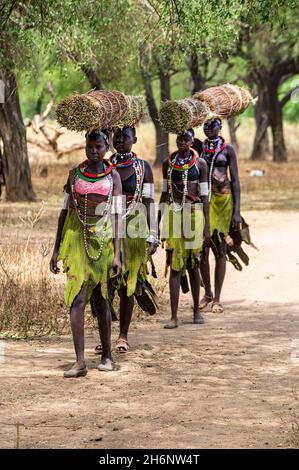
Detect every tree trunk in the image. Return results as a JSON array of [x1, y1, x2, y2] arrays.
[[187, 52, 205, 94], [159, 69, 170, 103], [250, 81, 270, 161], [268, 80, 287, 162], [68, 52, 103, 90], [141, 67, 169, 166], [227, 116, 239, 151], [0, 72, 36, 201], [153, 122, 169, 166], [80, 64, 103, 90]]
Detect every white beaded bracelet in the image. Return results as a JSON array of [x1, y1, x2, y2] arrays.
[[142, 183, 154, 199], [199, 182, 209, 196], [162, 179, 168, 192], [62, 193, 70, 210]]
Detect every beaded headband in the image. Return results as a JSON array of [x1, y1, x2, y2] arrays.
[[185, 130, 194, 140], [177, 129, 194, 141], [85, 129, 109, 144], [203, 118, 222, 128]]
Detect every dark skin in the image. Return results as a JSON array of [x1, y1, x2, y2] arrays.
[[50, 134, 122, 374], [200, 121, 241, 311], [112, 127, 157, 347], [158, 132, 210, 328]]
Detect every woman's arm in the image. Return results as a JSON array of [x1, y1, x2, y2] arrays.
[[157, 160, 168, 237], [50, 186, 69, 274], [198, 158, 210, 241], [111, 170, 122, 276], [227, 145, 241, 229], [142, 160, 158, 254]]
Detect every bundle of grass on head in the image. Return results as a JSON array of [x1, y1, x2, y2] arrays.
[[56, 90, 129, 132], [159, 98, 211, 134], [194, 84, 253, 119], [114, 95, 146, 128]]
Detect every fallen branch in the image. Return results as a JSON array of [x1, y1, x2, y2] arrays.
[[57, 142, 85, 159]]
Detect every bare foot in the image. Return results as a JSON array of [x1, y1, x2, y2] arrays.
[[164, 319, 178, 329], [63, 362, 87, 378], [199, 294, 213, 310], [193, 309, 204, 324], [212, 301, 224, 313], [98, 358, 117, 372], [115, 338, 129, 353]]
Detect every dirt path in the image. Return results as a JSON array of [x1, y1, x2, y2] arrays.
[[0, 210, 298, 449]]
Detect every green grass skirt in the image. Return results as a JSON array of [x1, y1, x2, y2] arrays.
[[58, 209, 114, 307], [120, 208, 149, 297], [161, 204, 204, 273], [210, 192, 233, 240]]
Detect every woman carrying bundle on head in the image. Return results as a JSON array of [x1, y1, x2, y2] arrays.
[[158, 129, 210, 329], [50, 129, 122, 377], [199, 118, 241, 313], [95, 126, 159, 354]]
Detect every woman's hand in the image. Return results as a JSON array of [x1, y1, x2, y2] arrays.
[[112, 255, 122, 278], [50, 251, 59, 274], [147, 242, 157, 256], [232, 212, 242, 231]]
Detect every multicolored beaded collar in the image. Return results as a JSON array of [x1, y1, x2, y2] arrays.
[[76, 159, 114, 182], [112, 152, 138, 168], [203, 137, 225, 154], [168, 151, 197, 171]]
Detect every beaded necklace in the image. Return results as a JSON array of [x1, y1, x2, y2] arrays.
[[76, 159, 113, 182], [112, 152, 143, 218], [112, 152, 136, 168], [168, 151, 197, 171], [201, 137, 225, 202], [71, 168, 113, 261], [167, 151, 197, 212]]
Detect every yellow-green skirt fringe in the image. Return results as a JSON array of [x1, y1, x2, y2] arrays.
[[162, 204, 204, 273], [120, 207, 149, 297], [58, 208, 114, 308], [210, 192, 234, 240]]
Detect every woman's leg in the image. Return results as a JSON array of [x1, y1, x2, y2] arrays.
[[164, 268, 181, 328], [187, 263, 204, 324], [214, 240, 227, 304], [91, 283, 115, 370], [114, 286, 134, 351], [65, 283, 87, 376], [199, 246, 213, 307]]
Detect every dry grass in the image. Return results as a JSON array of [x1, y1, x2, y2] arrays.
[[0, 241, 68, 339]]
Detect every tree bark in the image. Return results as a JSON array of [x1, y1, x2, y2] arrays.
[[0, 72, 36, 201], [227, 116, 239, 151], [250, 80, 270, 161], [268, 80, 287, 162], [80, 64, 102, 90], [249, 58, 299, 163], [68, 51, 103, 90], [141, 66, 169, 166], [187, 52, 205, 94]]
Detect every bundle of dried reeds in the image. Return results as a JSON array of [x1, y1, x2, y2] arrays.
[[56, 90, 129, 132], [114, 95, 146, 128], [159, 98, 211, 134], [194, 84, 253, 119]]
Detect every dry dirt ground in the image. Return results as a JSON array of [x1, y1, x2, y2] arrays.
[[0, 210, 298, 449]]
